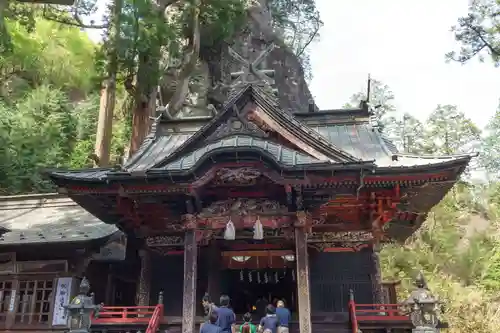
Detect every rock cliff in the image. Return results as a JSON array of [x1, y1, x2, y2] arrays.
[[160, 0, 315, 118]]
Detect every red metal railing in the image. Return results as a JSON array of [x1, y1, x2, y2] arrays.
[[91, 304, 164, 328], [352, 303, 410, 322], [146, 303, 164, 333], [348, 298, 359, 333], [91, 306, 158, 324]]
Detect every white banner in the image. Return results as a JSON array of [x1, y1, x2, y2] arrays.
[[51, 277, 73, 326]]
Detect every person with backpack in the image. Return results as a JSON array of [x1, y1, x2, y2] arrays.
[[239, 312, 257, 333]]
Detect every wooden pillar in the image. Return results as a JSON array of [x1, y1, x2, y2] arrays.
[[295, 227, 312, 333], [136, 249, 152, 306], [371, 246, 383, 304], [207, 242, 221, 300], [105, 264, 113, 305], [182, 230, 198, 333]]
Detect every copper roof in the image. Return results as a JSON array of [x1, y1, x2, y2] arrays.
[[0, 194, 118, 245]]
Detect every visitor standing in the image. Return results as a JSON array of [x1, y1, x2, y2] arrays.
[[239, 312, 257, 333], [258, 305, 279, 333], [275, 301, 291, 333], [202, 293, 219, 323], [217, 295, 236, 333], [200, 310, 222, 333]]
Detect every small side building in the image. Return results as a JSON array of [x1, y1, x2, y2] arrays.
[[0, 193, 125, 331]]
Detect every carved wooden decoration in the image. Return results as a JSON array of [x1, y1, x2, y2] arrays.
[[197, 197, 292, 229], [182, 231, 198, 333], [295, 211, 309, 227], [206, 105, 270, 142], [308, 242, 369, 252], [146, 235, 184, 247], [307, 231, 374, 252], [295, 227, 312, 333], [214, 167, 261, 186], [308, 231, 374, 243]]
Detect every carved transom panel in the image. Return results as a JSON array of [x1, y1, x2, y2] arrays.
[[146, 235, 184, 247], [213, 167, 262, 186], [199, 198, 287, 218], [308, 231, 374, 243], [308, 242, 369, 252]]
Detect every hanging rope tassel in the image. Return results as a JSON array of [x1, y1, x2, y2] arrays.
[[224, 218, 236, 240], [253, 216, 264, 240]]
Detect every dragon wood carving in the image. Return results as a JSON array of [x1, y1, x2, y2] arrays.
[[197, 198, 291, 229], [214, 167, 262, 186]]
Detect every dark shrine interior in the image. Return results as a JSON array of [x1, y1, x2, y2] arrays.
[[221, 268, 297, 317], [219, 250, 298, 318]]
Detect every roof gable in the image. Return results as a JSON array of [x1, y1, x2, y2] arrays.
[[150, 84, 363, 170]]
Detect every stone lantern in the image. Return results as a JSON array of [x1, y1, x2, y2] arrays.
[[405, 272, 441, 333], [64, 277, 102, 333]]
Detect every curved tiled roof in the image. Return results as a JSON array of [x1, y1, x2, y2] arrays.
[[156, 135, 324, 171], [126, 133, 193, 172]]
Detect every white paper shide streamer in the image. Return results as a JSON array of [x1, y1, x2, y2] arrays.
[[224, 218, 236, 240], [253, 216, 264, 240]]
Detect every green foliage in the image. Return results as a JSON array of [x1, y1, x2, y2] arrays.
[[381, 185, 500, 333], [1, 18, 97, 97], [0, 14, 129, 195], [344, 79, 397, 131], [480, 103, 500, 174], [423, 104, 482, 155], [448, 0, 500, 65], [198, 0, 247, 48], [0, 86, 76, 193], [389, 113, 425, 153], [270, 0, 322, 80]]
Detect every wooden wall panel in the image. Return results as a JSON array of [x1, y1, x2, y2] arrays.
[[150, 254, 184, 316], [309, 249, 376, 313]]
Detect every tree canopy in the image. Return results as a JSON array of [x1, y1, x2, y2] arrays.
[[448, 0, 500, 65]]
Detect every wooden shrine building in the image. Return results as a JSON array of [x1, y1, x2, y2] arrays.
[[0, 193, 126, 331], [45, 45, 472, 333]]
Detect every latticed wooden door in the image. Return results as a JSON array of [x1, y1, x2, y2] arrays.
[[310, 250, 375, 313], [0, 279, 16, 329], [14, 278, 54, 326]]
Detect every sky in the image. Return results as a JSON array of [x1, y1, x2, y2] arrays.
[[309, 0, 500, 129]]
